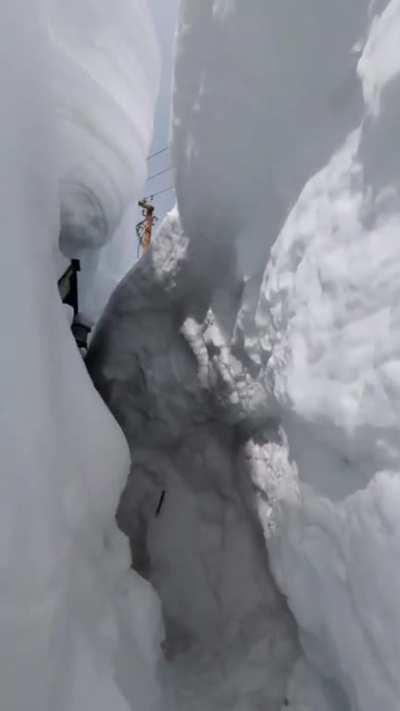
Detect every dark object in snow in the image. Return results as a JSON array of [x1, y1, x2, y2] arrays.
[[58, 259, 80, 316], [155, 490, 166, 517], [58, 259, 91, 354], [72, 320, 91, 353]]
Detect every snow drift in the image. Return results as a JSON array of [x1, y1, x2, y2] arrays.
[[0, 2, 163, 711]]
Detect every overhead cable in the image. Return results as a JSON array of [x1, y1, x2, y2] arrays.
[[144, 185, 175, 200], [147, 145, 170, 161], [147, 165, 172, 181]]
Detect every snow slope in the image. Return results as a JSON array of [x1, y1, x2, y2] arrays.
[[0, 2, 163, 711]]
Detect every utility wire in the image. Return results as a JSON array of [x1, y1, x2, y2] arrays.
[[147, 165, 172, 182], [144, 185, 175, 200], [147, 145, 170, 161]]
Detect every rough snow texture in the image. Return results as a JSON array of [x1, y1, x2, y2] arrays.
[[255, 2, 400, 709], [90, 1, 400, 710], [0, 2, 163, 711], [88, 210, 298, 710]]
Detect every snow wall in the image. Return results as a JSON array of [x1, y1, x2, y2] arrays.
[[89, 1, 400, 710], [49, 0, 160, 319], [0, 2, 163, 711]]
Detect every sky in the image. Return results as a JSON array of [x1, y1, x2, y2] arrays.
[[146, 0, 179, 221]]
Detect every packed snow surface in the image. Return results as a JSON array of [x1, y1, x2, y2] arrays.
[[0, 2, 163, 711]]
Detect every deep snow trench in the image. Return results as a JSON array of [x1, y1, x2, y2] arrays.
[[4, 1, 400, 710]]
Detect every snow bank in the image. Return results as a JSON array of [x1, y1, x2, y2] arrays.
[[0, 2, 163, 710], [254, 1, 400, 709]]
